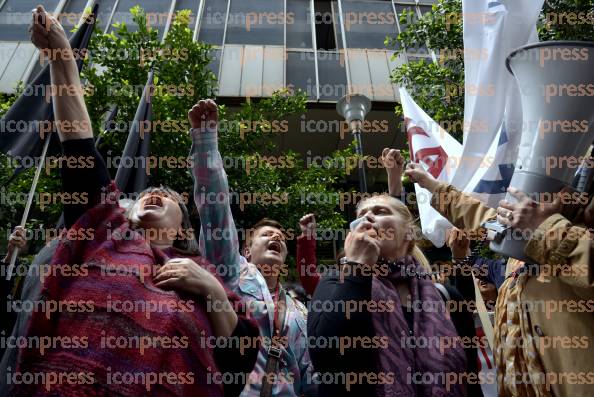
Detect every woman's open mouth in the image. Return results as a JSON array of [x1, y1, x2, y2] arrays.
[[143, 195, 164, 209]]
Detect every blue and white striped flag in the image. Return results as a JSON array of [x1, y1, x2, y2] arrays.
[[451, 0, 543, 208]]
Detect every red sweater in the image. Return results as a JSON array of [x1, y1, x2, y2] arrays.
[[14, 184, 254, 397], [296, 235, 320, 296]]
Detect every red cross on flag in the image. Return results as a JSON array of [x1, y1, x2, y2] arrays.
[[400, 88, 462, 247]]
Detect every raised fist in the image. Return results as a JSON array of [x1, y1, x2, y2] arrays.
[[29, 6, 70, 53], [381, 148, 405, 176], [188, 99, 219, 130], [299, 213, 316, 238], [381, 148, 405, 196]]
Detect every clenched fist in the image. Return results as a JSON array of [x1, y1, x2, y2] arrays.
[[188, 99, 219, 130], [299, 213, 316, 238], [381, 148, 405, 196], [446, 227, 470, 260], [29, 6, 70, 54], [381, 148, 405, 176]]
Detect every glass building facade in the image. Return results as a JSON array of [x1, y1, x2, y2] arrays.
[[0, 0, 436, 99]]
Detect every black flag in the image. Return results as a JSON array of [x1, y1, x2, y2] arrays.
[[114, 69, 154, 194], [0, 4, 99, 178]]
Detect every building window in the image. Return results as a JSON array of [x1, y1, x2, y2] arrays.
[[286, 0, 312, 50], [109, 0, 173, 40], [0, 0, 60, 41], [225, 0, 284, 45], [394, 3, 417, 36], [418, 5, 433, 14], [95, 0, 117, 33], [393, 2, 432, 57], [317, 50, 347, 101], [314, 1, 338, 51], [59, 0, 88, 38], [340, 0, 397, 50], [207, 47, 222, 79], [198, 0, 227, 45], [286, 51, 316, 99]]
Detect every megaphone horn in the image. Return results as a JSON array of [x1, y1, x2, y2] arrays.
[[486, 41, 594, 261]]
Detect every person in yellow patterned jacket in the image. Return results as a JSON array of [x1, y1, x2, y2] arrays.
[[405, 163, 594, 397]]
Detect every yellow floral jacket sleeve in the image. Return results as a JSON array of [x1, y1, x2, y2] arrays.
[[526, 213, 593, 289], [430, 181, 497, 231]]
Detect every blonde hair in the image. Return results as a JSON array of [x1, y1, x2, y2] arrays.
[[412, 246, 432, 272], [356, 193, 422, 257]]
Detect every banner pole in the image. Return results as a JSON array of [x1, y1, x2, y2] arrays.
[[5, 136, 51, 281]]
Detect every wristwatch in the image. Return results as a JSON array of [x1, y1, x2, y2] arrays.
[[339, 257, 364, 266]]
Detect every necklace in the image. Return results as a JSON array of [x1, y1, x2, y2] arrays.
[[378, 257, 435, 279]]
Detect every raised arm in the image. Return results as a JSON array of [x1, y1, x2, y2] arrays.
[[445, 227, 477, 302], [31, 7, 109, 228], [296, 213, 320, 295], [405, 163, 497, 230], [31, 6, 92, 141], [188, 100, 240, 291], [381, 148, 404, 198]]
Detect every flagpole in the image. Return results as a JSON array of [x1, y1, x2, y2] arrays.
[[5, 137, 51, 281]]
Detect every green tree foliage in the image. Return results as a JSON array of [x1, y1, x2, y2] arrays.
[[0, 7, 353, 265], [387, 0, 464, 141], [538, 0, 594, 41], [84, 7, 348, 233]]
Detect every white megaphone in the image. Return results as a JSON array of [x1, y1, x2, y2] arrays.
[[485, 41, 594, 262]]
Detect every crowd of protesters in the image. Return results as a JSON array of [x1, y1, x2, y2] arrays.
[[0, 6, 592, 397]]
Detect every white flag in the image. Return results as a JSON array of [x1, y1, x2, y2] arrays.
[[452, 0, 543, 206], [399, 88, 462, 247]]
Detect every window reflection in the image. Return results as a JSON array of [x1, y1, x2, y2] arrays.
[[226, 0, 284, 45], [286, 51, 317, 99], [110, 0, 172, 40], [0, 0, 60, 41], [317, 50, 347, 101], [287, 0, 312, 49], [340, 0, 397, 49], [199, 0, 227, 45]]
